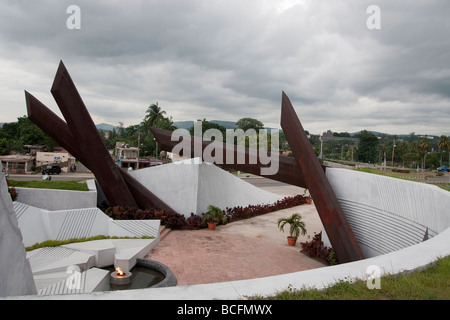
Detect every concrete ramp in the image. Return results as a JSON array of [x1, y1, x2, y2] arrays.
[[129, 158, 284, 217]]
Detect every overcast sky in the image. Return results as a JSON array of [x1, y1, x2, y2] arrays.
[[0, 0, 449, 135]]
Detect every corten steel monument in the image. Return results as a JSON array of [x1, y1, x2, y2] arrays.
[[25, 61, 363, 263], [280, 92, 364, 263], [25, 61, 174, 212], [151, 94, 364, 263]]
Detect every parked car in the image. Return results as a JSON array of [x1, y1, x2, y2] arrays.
[[437, 166, 449, 172], [41, 165, 61, 175]]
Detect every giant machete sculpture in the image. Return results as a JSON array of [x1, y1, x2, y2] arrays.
[[25, 61, 363, 262], [151, 93, 364, 262], [25, 61, 175, 212], [280, 91, 364, 263]]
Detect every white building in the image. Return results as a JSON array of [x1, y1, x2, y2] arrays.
[[115, 142, 139, 170], [36, 152, 75, 173]]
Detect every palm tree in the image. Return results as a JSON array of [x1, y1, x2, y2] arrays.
[[144, 102, 166, 128], [438, 135, 450, 165], [398, 141, 409, 168], [438, 135, 450, 152], [419, 138, 430, 169]]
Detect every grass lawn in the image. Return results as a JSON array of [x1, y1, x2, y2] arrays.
[[251, 167, 450, 300], [355, 167, 450, 192], [9, 179, 89, 191], [252, 256, 450, 300]]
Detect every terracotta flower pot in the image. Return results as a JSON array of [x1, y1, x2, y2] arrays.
[[287, 236, 297, 246], [207, 222, 217, 230], [306, 199, 312, 204]]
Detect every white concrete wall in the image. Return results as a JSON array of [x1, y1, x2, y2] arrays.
[[196, 162, 282, 214], [3, 166, 450, 300], [130, 159, 200, 216], [13, 202, 160, 248], [325, 168, 450, 257], [0, 165, 37, 297], [129, 158, 283, 217], [16, 187, 97, 211]]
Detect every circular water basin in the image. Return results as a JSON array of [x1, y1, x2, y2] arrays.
[[103, 259, 177, 291]]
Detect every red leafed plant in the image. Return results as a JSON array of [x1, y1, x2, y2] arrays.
[[103, 194, 309, 230], [6, 178, 18, 201], [300, 232, 338, 265]]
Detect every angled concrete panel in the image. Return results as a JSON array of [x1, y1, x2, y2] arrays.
[[129, 158, 283, 217], [0, 165, 37, 297]]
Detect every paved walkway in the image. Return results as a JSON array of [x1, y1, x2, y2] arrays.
[[145, 183, 326, 286]]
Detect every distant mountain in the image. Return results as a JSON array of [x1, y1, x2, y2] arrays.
[[172, 121, 194, 130], [173, 120, 238, 130], [211, 120, 238, 129], [349, 130, 397, 137], [96, 123, 117, 132]]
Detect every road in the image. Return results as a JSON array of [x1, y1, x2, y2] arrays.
[[241, 176, 292, 188], [7, 172, 94, 181], [8, 168, 449, 185], [8, 171, 296, 190]]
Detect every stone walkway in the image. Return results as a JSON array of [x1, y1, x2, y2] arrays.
[[145, 201, 326, 286]]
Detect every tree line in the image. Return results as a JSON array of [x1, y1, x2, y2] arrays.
[[312, 130, 450, 169], [1, 104, 449, 170]]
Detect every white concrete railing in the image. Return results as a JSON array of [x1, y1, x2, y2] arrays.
[[16, 187, 97, 211], [4, 167, 450, 299], [325, 168, 450, 258]]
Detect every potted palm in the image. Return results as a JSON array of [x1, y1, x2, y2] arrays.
[[202, 205, 226, 230], [278, 213, 307, 246], [304, 188, 312, 204]]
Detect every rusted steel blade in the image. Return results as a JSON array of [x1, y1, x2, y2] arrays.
[[49, 61, 137, 208], [150, 127, 308, 188], [280, 91, 364, 263], [25, 90, 174, 211], [25, 91, 96, 169]]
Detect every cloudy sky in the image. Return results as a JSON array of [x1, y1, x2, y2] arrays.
[[0, 0, 449, 135]]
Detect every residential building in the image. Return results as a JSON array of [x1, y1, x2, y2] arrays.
[[115, 142, 139, 170], [0, 155, 34, 174], [36, 151, 76, 173]]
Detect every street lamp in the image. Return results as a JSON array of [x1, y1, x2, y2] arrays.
[[153, 137, 158, 159], [423, 151, 432, 172], [319, 134, 323, 160], [391, 140, 396, 166]]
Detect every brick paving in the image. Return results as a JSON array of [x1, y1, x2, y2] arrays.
[[145, 229, 325, 286]]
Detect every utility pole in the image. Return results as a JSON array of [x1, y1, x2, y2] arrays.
[[391, 139, 396, 166], [320, 134, 323, 160]]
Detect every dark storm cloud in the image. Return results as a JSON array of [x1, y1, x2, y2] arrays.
[[0, 0, 449, 135]]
